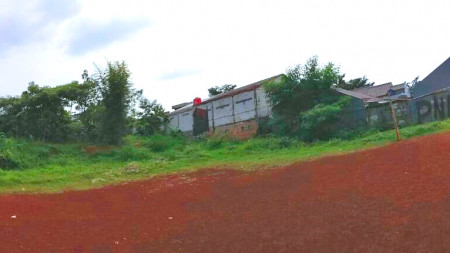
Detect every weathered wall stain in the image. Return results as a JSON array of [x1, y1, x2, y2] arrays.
[[367, 90, 450, 128], [416, 94, 450, 123]]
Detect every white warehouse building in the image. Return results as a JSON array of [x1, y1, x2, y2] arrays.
[[168, 74, 282, 139]]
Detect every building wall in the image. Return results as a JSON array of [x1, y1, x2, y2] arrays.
[[212, 97, 234, 127], [168, 114, 179, 129], [365, 89, 450, 129], [178, 109, 194, 133], [412, 90, 450, 124], [169, 86, 272, 139], [170, 87, 450, 140], [366, 101, 409, 129], [335, 97, 367, 130], [256, 87, 272, 118], [233, 91, 256, 122], [208, 120, 259, 140]]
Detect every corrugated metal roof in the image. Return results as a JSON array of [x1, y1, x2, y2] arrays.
[[352, 82, 393, 98], [335, 88, 381, 102], [172, 102, 191, 110], [200, 74, 283, 104], [391, 83, 405, 91], [169, 102, 193, 116], [169, 74, 283, 116]]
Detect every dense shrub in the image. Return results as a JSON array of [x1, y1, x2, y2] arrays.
[[134, 134, 186, 153], [263, 56, 374, 141], [298, 97, 350, 142], [147, 138, 169, 152], [113, 146, 151, 161], [0, 133, 18, 170], [206, 137, 225, 149]]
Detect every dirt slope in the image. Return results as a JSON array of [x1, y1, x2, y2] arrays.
[[1, 132, 450, 252]]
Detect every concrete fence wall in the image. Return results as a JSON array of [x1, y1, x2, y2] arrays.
[[169, 86, 450, 139], [366, 89, 450, 129]]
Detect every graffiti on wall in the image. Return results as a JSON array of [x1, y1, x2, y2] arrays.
[[416, 94, 450, 123], [366, 101, 409, 128], [365, 91, 450, 129]]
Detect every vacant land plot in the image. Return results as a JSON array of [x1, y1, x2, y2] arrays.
[[2, 118, 450, 194], [1, 132, 450, 252]]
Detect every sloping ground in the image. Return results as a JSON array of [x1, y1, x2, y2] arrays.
[[1, 133, 450, 252]]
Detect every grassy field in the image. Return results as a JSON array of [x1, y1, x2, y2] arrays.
[[1, 119, 450, 194]]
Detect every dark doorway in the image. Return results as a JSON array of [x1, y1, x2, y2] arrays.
[[193, 108, 209, 136]]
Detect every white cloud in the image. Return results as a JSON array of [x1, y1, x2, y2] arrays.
[[64, 18, 150, 56], [0, 0, 450, 110]]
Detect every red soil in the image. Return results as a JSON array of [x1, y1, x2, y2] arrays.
[[1, 133, 450, 252]]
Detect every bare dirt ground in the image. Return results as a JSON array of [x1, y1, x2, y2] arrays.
[[1, 133, 450, 252]]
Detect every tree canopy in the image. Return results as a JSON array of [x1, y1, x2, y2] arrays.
[[208, 84, 236, 97], [0, 61, 167, 144], [263, 56, 370, 140], [337, 75, 374, 90], [263, 56, 342, 135]]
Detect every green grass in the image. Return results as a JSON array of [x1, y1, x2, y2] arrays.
[[1, 118, 450, 194]]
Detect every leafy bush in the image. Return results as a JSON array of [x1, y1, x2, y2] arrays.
[[168, 128, 183, 138], [205, 136, 225, 149], [298, 97, 350, 142], [108, 146, 151, 161], [141, 134, 185, 152], [263, 56, 343, 136], [147, 139, 169, 152], [134, 98, 168, 136], [238, 137, 301, 151], [0, 152, 18, 170], [0, 133, 18, 170], [278, 136, 294, 148]]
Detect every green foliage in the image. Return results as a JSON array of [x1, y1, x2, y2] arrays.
[[1, 118, 450, 193], [0, 73, 104, 143], [205, 136, 225, 149], [0, 62, 167, 145], [239, 137, 301, 151], [263, 56, 373, 141], [298, 96, 351, 141], [145, 137, 170, 152], [70, 71, 102, 142], [128, 134, 186, 153], [263, 56, 342, 136], [208, 84, 237, 97], [336, 75, 374, 90], [0, 82, 74, 142], [168, 128, 184, 138], [113, 146, 151, 161], [97, 61, 134, 145], [133, 98, 168, 136], [0, 133, 17, 170], [122, 162, 141, 174]]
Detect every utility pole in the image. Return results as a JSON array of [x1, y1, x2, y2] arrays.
[[389, 100, 401, 141]]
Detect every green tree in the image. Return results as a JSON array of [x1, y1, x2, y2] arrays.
[[133, 98, 168, 136], [67, 71, 102, 141], [0, 83, 73, 142], [336, 75, 374, 90], [0, 132, 17, 169], [208, 84, 236, 97], [298, 96, 351, 141], [264, 56, 342, 136], [97, 61, 135, 145]]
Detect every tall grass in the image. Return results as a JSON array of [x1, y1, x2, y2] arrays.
[[1, 118, 450, 194]]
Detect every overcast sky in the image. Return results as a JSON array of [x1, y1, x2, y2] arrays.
[[1, 0, 449, 110]]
